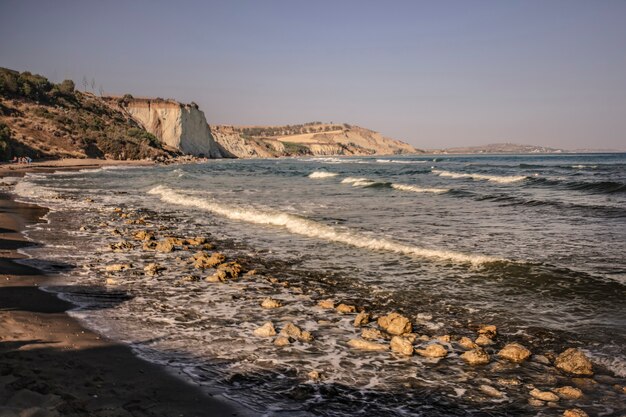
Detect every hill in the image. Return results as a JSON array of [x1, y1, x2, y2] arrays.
[[209, 122, 420, 158], [437, 143, 564, 154], [0, 68, 175, 161]]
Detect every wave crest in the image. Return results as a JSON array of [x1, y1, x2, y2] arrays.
[[308, 171, 339, 179], [148, 185, 502, 266], [432, 170, 527, 184]]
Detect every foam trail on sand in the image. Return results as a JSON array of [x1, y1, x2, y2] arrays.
[[148, 185, 502, 266], [308, 171, 339, 179], [432, 169, 527, 184]]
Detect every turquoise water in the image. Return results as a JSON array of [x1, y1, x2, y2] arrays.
[[13, 153, 626, 416]]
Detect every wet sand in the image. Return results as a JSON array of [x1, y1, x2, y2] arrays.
[[0, 165, 246, 416]]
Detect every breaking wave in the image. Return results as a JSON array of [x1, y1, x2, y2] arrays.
[[341, 177, 448, 194], [308, 171, 339, 179], [148, 185, 501, 265], [432, 169, 527, 184]]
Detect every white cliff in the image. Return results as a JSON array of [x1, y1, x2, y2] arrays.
[[124, 99, 222, 157]]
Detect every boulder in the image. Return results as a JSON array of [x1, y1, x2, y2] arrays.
[[361, 328, 384, 340], [353, 312, 371, 327], [261, 298, 282, 309], [479, 385, 503, 398], [563, 409, 589, 417], [475, 335, 495, 346], [377, 312, 412, 336], [498, 343, 532, 363], [274, 336, 291, 347], [390, 336, 414, 356], [133, 230, 155, 241], [155, 240, 175, 252], [530, 388, 559, 402], [193, 252, 225, 269], [317, 299, 334, 309], [280, 322, 313, 342], [461, 348, 490, 365], [253, 322, 276, 337], [336, 303, 356, 314], [105, 263, 131, 272], [552, 386, 583, 400], [347, 338, 388, 352], [555, 348, 593, 376], [217, 262, 242, 279], [110, 240, 134, 251], [144, 263, 164, 276], [416, 343, 448, 358], [478, 324, 497, 339], [458, 336, 478, 350], [307, 370, 321, 381]]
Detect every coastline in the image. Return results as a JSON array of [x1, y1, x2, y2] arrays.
[[0, 162, 246, 416]]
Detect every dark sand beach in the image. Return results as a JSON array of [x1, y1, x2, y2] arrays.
[[0, 165, 245, 417]]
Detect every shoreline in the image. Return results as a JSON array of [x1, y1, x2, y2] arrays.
[[0, 162, 247, 416]]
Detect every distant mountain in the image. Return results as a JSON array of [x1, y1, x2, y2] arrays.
[[435, 143, 564, 154]]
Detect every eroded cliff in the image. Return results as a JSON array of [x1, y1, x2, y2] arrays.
[[123, 99, 222, 158]]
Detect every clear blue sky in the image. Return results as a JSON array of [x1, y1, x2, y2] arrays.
[[1, 0, 625, 150]]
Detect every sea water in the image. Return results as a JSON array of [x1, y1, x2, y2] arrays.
[[12, 154, 626, 416]]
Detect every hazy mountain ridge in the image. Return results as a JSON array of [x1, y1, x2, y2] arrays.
[[435, 143, 565, 154]]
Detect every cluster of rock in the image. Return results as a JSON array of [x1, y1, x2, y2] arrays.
[[90, 205, 617, 416]]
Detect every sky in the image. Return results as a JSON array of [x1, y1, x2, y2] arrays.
[[1, 0, 625, 150]]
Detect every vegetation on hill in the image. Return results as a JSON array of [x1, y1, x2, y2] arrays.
[[234, 122, 349, 139], [0, 67, 173, 161]]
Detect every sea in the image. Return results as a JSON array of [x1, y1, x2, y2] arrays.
[[10, 153, 626, 416]]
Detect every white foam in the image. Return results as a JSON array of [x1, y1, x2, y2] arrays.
[[432, 170, 527, 184], [308, 171, 339, 179], [571, 165, 597, 169], [13, 180, 60, 200], [376, 159, 426, 164], [391, 183, 449, 194], [148, 185, 502, 265], [340, 177, 376, 187]]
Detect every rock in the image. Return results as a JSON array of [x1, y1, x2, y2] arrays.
[[458, 336, 478, 350], [113, 207, 123, 213], [530, 388, 559, 402], [461, 348, 490, 365], [261, 298, 282, 309], [361, 328, 384, 340], [377, 312, 412, 336], [254, 322, 276, 337], [497, 377, 521, 386], [563, 409, 589, 417], [353, 312, 371, 327], [498, 343, 532, 363], [347, 338, 388, 352], [555, 348, 593, 376], [142, 241, 157, 250], [533, 354, 551, 365], [133, 230, 155, 241], [280, 322, 313, 342], [478, 324, 497, 339], [528, 398, 545, 407], [403, 333, 418, 343], [144, 263, 164, 276], [105, 278, 118, 285], [553, 386, 583, 400], [416, 343, 448, 358], [180, 275, 200, 282], [110, 228, 122, 236], [479, 385, 503, 398], [336, 303, 356, 314], [105, 263, 131, 272], [475, 335, 495, 346], [317, 299, 334, 309], [274, 336, 291, 347], [436, 335, 451, 343], [217, 262, 242, 279], [307, 370, 321, 380], [186, 237, 208, 245], [390, 336, 414, 356], [155, 240, 175, 252], [193, 251, 225, 269], [79, 226, 88, 231], [110, 240, 134, 251]]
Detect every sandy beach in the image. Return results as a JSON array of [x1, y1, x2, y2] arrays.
[[0, 161, 245, 417]]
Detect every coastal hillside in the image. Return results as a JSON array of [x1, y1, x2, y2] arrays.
[[437, 143, 564, 154], [0, 68, 175, 161], [209, 123, 420, 158]]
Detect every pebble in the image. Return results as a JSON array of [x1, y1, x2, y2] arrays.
[[479, 385, 503, 398], [530, 388, 559, 402]]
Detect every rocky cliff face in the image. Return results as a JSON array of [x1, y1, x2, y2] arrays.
[[124, 99, 222, 158], [209, 123, 419, 158]]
